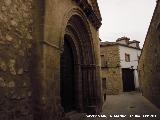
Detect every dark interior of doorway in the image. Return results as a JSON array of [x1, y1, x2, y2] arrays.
[[122, 68, 135, 92], [60, 36, 76, 112]]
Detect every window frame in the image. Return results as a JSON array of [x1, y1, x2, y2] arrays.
[[125, 53, 130, 62]]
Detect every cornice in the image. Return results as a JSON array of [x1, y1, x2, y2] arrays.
[[75, 0, 102, 30], [100, 43, 142, 50]]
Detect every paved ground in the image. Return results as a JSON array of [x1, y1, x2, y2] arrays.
[[100, 92, 160, 120], [72, 92, 160, 120]]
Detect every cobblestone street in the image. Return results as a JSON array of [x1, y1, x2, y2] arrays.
[[100, 92, 160, 120]]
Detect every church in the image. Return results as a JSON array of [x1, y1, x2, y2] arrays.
[[0, 0, 102, 120]]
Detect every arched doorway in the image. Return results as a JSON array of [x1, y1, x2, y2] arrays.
[[60, 35, 76, 112], [60, 14, 98, 113]]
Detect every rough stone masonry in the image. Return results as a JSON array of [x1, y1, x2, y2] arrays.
[[0, 0, 34, 119], [0, 0, 102, 120], [138, 0, 160, 110]]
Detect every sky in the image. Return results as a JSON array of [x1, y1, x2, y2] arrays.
[[97, 0, 157, 47]]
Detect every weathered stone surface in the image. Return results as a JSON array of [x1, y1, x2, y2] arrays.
[[0, 0, 34, 119], [9, 59, 16, 75], [4, 0, 12, 6], [139, 0, 160, 109], [17, 68, 23, 75], [8, 81, 15, 88], [0, 60, 7, 71], [100, 45, 123, 96], [0, 77, 6, 87], [0, 0, 102, 120], [6, 34, 13, 42], [10, 19, 18, 27]]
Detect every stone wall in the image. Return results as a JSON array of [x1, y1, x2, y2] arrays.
[[0, 0, 34, 119], [0, 0, 102, 120], [139, 0, 160, 109], [100, 45, 123, 95]]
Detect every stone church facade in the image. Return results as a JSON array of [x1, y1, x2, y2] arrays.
[[139, 0, 160, 109], [0, 0, 102, 120]]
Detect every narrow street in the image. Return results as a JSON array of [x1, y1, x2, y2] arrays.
[[71, 92, 160, 120], [101, 92, 160, 120]]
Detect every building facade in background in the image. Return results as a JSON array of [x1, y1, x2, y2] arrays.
[[101, 37, 141, 99], [0, 0, 102, 120], [139, 0, 160, 109]]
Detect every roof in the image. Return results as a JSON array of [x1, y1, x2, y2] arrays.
[[100, 41, 141, 50], [129, 40, 140, 44], [116, 36, 130, 42]]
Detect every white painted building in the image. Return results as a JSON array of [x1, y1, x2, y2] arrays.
[[117, 37, 141, 90], [101, 37, 141, 93]]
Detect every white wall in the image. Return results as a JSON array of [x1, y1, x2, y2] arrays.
[[119, 46, 141, 69], [119, 45, 141, 89], [117, 40, 127, 45], [129, 43, 137, 48]]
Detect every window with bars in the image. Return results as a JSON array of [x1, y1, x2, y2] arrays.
[[125, 53, 130, 62]]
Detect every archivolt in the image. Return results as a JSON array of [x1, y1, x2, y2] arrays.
[[60, 8, 98, 112], [60, 7, 95, 64], [66, 15, 95, 64]]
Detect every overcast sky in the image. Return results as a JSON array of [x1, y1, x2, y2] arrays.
[[97, 0, 157, 47]]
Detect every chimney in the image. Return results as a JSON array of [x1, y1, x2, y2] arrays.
[[116, 37, 130, 45], [129, 40, 140, 48]]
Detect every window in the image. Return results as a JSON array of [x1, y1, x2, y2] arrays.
[[125, 53, 130, 62], [102, 78, 106, 89], [101, 55, 105, 67]]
